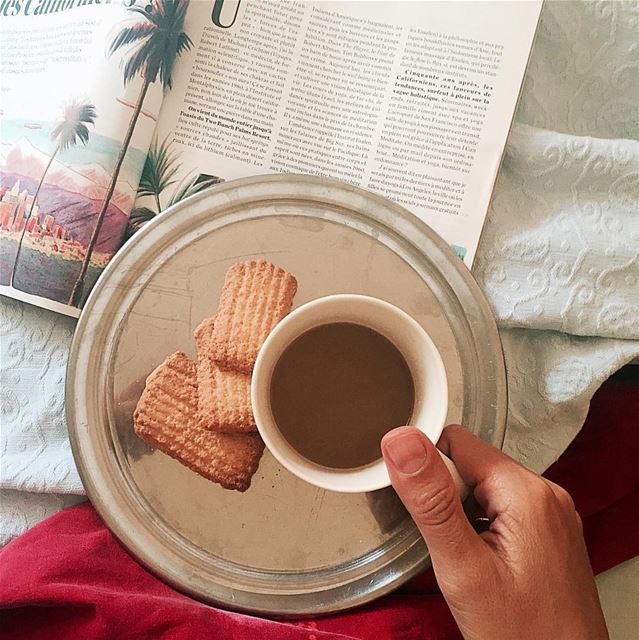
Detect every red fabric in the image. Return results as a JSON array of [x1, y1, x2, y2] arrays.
[[543, 369, 639, 575], [1, 370, 637, 640]]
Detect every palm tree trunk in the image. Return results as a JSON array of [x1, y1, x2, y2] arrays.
[[9, 146, 59, 287], [68, 78, 150, 307]]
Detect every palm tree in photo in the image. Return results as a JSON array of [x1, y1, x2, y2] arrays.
[[165, 173, 223, 208], [124, 134, 222, 240], [10, 100, 97, 287], [68, 0, 192, 307], [137, 134, 181, 213]]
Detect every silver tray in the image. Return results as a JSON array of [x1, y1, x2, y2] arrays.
[[66, 174, 506, 617]]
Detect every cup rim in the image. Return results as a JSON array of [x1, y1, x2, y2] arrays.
[[251, 294, 449, 492]]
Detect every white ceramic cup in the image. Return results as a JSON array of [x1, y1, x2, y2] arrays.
[[252, 294, 465, 494]]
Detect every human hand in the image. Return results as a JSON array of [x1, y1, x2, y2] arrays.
[[381, 425, 609, 640]]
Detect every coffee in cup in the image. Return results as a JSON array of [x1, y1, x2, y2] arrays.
[[252, 294, 460, 493], [269, 322, 415, 470]]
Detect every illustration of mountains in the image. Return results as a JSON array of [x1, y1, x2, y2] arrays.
[[1, 137, 137, 212], [0, 139, 136, 254]]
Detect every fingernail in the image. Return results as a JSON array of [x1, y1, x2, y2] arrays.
[[384, 431, 428, 474]]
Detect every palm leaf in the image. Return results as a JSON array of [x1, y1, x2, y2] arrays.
[[137, 135, 181, 201], [128, 3, 163, 27], [110, 0, 193, 89], [124, 206, 157, 240], [122, 37, 157, 86], [126, 175, 223, 240], [108, 23, 156, 55], [176, 32, 192, 55], [168, 174, 223, 207], [159, 31, 193, 89], [51, 100, 97, 152], [129, 206, 157, 224]]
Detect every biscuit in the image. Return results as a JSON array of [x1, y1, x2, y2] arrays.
[[211, 260, 297, 374], [194, 316, 256, 433], [133, 351, 264, 492]]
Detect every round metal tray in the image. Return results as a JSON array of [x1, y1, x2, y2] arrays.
[[66, 174, 506, 617]]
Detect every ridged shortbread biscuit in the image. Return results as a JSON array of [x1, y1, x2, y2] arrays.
[[194, 316, 256, 433], [211, 260, 297, 374], [133, 351, 263, 492]]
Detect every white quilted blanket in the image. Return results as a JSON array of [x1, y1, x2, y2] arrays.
[[1, 0, 638, 544]]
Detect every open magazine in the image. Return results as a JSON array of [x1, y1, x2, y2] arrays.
[[0, 0, 542, 317]]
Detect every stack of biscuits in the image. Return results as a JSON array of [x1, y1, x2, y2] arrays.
[[134, 260, 298, 492]]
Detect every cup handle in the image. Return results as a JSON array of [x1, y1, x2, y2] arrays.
[[438, 450, 469, 500]]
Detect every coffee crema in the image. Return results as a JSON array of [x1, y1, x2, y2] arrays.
[[269, 322, 415, 469]]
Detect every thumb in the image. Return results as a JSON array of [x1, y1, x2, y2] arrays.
[[382, 426, 483, 571]]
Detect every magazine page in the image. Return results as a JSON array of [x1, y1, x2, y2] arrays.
[[138, 0, 542, 266], [0, 0, 182, 316]]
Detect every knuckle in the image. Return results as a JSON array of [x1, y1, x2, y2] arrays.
[[530, 480, 578, 516], [532, 480, 556, 506], [444, 423, 464, 434], [442, 424, 464, 442], [554, 485, 576, 511], [441, 423, 463, 441], [411, 483, 458, 527]]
